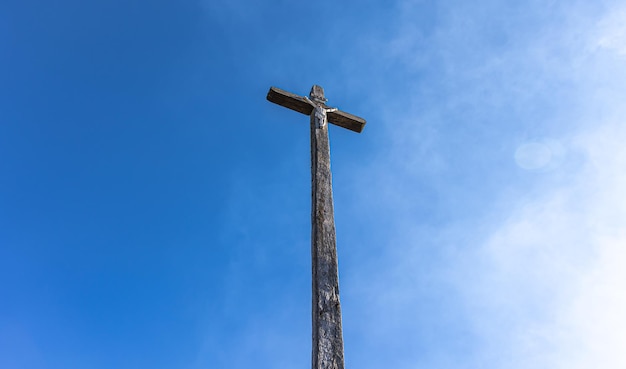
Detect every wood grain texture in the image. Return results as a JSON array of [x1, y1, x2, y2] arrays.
[[267, 86, 314, 116], [267, 86, 366, 133], [310, 86, 345, 369], [327, 110, 366, 133], [266, 84, 365, 369]]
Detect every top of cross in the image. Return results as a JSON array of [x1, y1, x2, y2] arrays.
[[309, 85, 327, 104]]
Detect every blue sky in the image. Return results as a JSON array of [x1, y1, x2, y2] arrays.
[[2, 0, 626, 368]]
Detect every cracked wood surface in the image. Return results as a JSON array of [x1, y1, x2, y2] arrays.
[[267, 85, 366, 369], [310, 85, 344, 369]]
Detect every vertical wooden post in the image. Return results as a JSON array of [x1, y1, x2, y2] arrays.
[[310, 85, 345, 369], [266, 84, 365, 369]]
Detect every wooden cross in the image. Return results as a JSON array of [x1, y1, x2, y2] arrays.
[[267, 85, 366, 369]]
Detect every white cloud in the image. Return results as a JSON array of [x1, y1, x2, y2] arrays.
[[596, 8, 626, 56], [345, 1, 626, 368], [461, 116, 626, 369]]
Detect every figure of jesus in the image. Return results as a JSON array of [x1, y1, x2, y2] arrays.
[[304, 96, 337, 128]]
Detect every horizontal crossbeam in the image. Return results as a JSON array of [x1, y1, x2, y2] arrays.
[[267, 86, 366, 133]]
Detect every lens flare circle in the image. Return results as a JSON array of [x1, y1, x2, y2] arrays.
[[515, 141, 553, 170]]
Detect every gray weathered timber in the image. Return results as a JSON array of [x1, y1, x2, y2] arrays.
[[309, 85, 344, 369], [266, 85, 366, 369], [267, 86, 366, 133], [267, 86, 315, 116]]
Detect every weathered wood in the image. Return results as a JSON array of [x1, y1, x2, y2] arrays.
[[266, 84, 365, 369], [267, 86, 366, 133], [327, 110, 366, 133], [309, 85, 344, 369], [267, 86, 315, 115]]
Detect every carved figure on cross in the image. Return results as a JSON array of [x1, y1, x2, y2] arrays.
[[304, 96, 337, 128]]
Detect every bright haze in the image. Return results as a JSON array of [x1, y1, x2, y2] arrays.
[[2, 1, 625, 368]]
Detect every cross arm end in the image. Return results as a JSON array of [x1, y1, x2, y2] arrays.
[[267, 87, 314, 116], [328, 110, 367, 133]]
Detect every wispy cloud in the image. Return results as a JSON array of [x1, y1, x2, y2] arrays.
[[342, 1, 626, 368], [197, 2, 626, 368]]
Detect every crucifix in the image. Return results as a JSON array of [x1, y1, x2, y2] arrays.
[[267, 85, 366, 369]]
